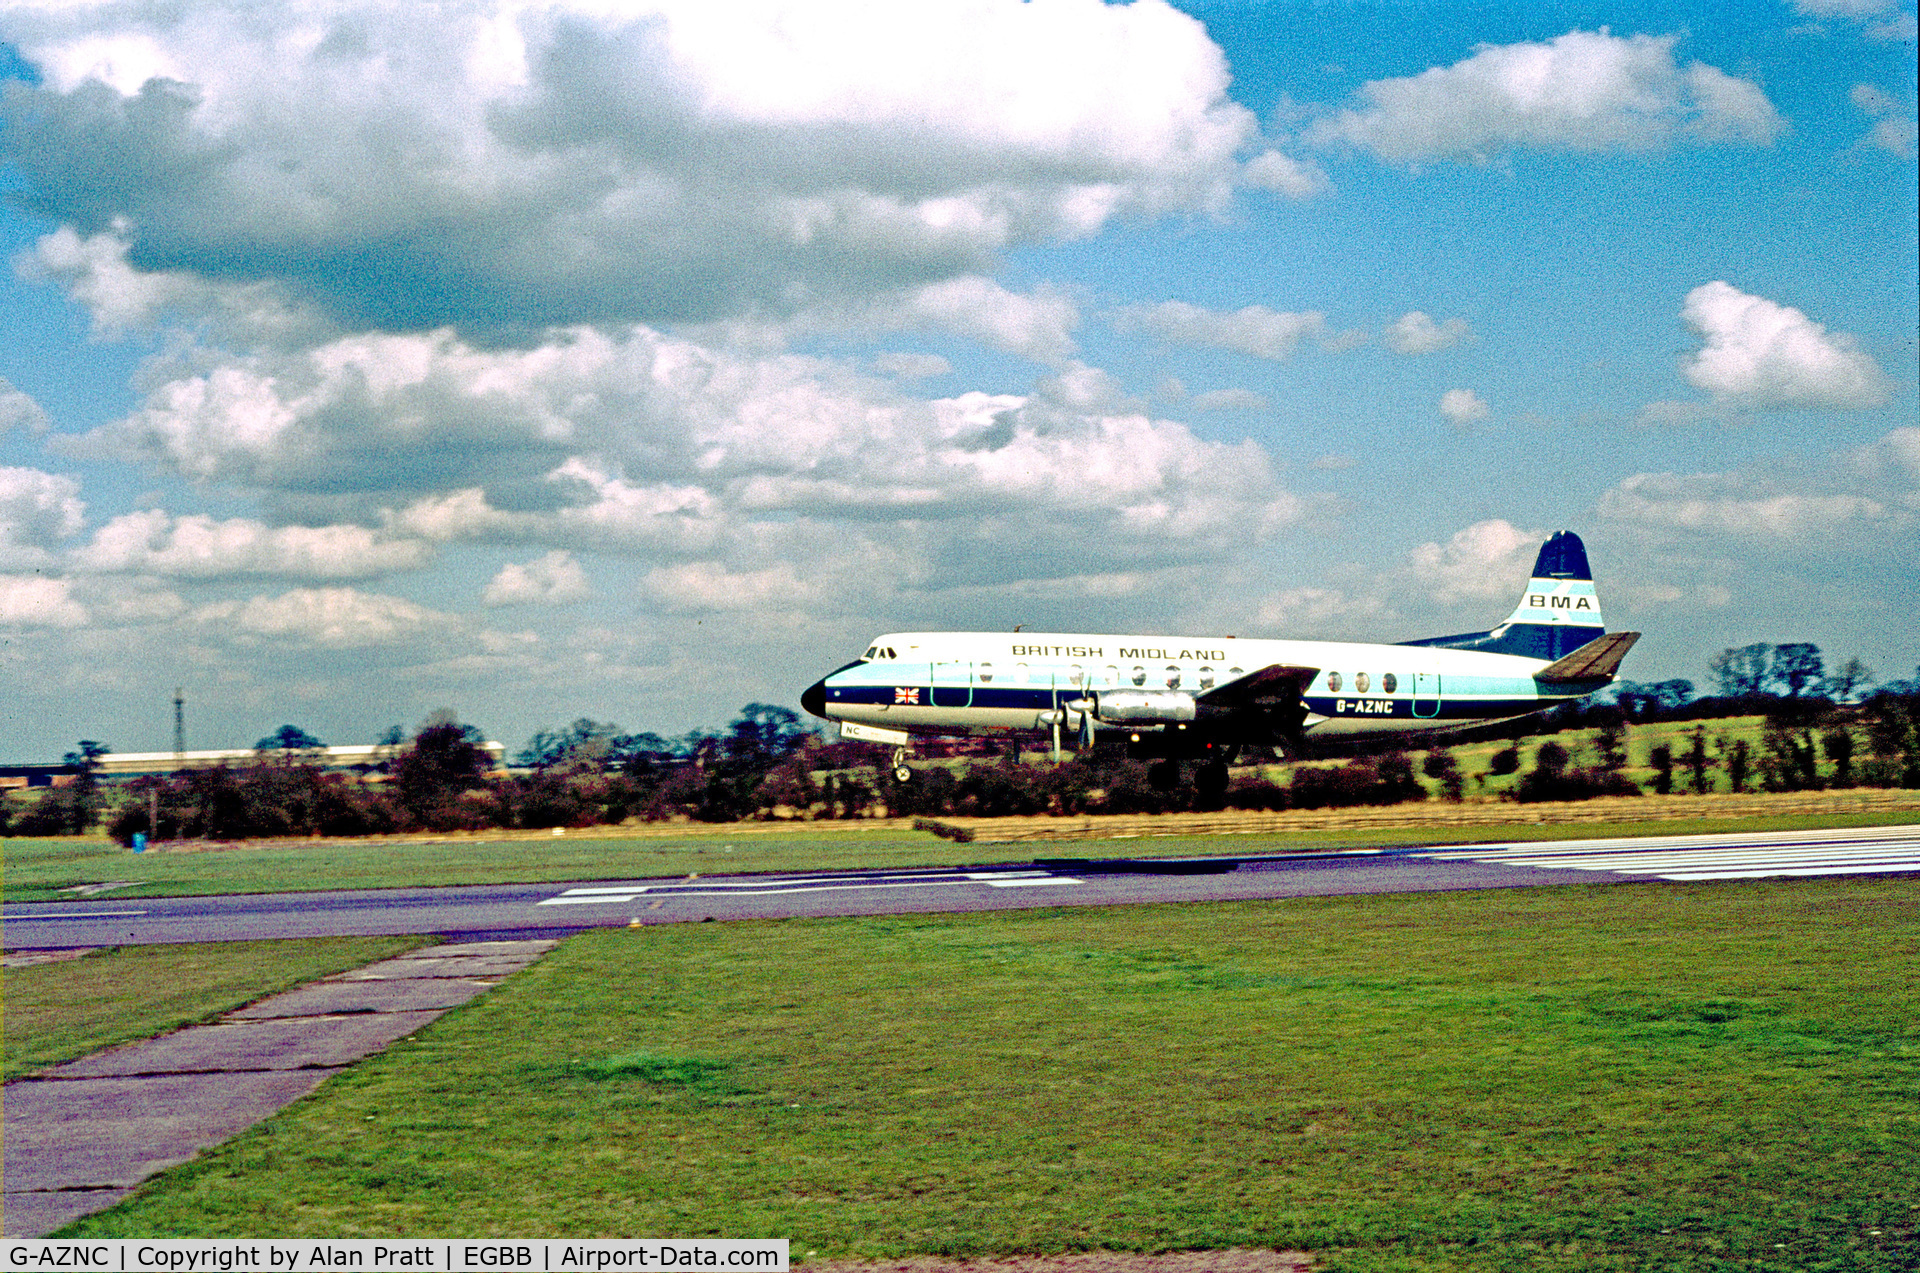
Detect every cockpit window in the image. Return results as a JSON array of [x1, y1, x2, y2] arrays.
[[863, 646, 877, 660]]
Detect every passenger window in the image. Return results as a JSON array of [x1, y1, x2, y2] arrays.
[[1199, 666, 1215, 689], [1229, 667, 1243, 677], [1327, 671, 1343, 693], [1355, 672, 1370, 694], [978, 662, 993, 683], [1070, 665, 1083, 687], [1383, 672, 1397, 693], [1105, 665, 1120, 688], [1165, 665, 1181, 689], [1015, 663, 1029, 684], [1132, 666, 1147, 686]]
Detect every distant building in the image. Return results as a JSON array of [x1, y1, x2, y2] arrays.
[[0, 742, 508, 788]]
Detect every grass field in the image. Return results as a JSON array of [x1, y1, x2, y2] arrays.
[[54, 879, 1919, 1271], [3, 936, 430, 1079]]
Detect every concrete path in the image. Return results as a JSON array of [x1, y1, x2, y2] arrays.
[[3, 939, 556, 1238]]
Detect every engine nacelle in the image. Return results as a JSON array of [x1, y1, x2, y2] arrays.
[[1091, 690, 1198, 724]]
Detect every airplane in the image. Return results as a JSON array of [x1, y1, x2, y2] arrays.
[[800, 530, 1639, 793]]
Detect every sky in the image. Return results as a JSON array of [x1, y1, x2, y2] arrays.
[[0, 0, 1914, 760]]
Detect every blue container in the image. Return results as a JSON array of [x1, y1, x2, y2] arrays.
[[132, 831, 147, 853]]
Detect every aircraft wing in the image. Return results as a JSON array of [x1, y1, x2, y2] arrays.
[[1534, 631, 1640, 681], [1197, 663, 1320, 708]]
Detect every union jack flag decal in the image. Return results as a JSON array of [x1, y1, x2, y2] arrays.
[[894, 687, 920, 704]]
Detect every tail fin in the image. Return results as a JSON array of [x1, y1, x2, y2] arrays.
[[1400, 530, 1608, 661]]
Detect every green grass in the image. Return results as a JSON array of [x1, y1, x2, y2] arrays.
[[8, 806, 1917, 904], [4, 936, 431, 1079], [61, 880, 1920, 1271]]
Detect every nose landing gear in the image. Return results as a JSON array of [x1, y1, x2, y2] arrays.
[[890, 747, 914, 783]]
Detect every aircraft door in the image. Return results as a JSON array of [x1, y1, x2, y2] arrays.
[[931, 661, 972, 708], [1412, 671, 1441, 718]]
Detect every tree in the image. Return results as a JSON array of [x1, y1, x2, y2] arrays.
[[255, 725, 324, 762], [1822, 726, 1856, 788], [1421, 748, 1464, 801], [1826, 658, 1875, 704], [1593, 712, 1629, 772], [1614, 679, 1695, 721], [392, 718, 494, 829], [1724, 738, 1753, 793], [1648, 744, 1674, 795], [1685, 726, 1714, 794], [518, 718, 622, 772], [1709, 644, 1773, 698], [63, 740, 110, 792], [1768, 643, 1826, 699]]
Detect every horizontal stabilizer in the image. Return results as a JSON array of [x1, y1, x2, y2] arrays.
[[1200, 663, 1320, 707], [1535, 631, 1640, 682]]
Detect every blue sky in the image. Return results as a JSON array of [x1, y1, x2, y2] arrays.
[[1, 0, 1913, 759]]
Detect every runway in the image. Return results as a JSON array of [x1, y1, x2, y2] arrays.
[[5, 824, 1917, 949]]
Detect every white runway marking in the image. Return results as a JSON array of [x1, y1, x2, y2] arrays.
[[1417, 825, 1920, 881], [538, 870, 1079, 906]]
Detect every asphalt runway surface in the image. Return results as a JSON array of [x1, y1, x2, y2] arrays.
[[7, 825, 1917, 950]]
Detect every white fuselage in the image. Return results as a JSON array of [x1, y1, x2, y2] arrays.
[[810, 629, 1586, 744]]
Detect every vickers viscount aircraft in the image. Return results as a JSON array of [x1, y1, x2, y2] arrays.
[[800, 531, 1639, 793]]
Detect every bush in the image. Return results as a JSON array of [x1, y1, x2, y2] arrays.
[[1512, 740, 1642, 803], [1290, 756, 1427, 809], [1224, 777, 1288, 811]]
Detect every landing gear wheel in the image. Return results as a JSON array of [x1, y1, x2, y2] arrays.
[[893, 765, 913, 783], [1147, 759, 1180, 791], [1196, 761, 1229, 796]]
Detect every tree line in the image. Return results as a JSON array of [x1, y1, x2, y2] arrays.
[[4, 641, 1916, 842]]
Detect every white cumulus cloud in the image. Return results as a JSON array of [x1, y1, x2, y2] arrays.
[[0, 574, 89, 627], [1598, 471, 1892, 539], [1306, 30, 1784, 162], [1385, 311, 1473, 354], [195, 587, 459, 649], [0, 467, 86, 566], [0, 0, 1255, 333], [1439, 388, 1490, 426], [1242, 149, 1331, 199], [1409, 518, 1542, 603], [0, 378, 52, 435], [72, 510, 431, 578], [1679, 281, 1894, 410], [483, 551, 591, 607], [1114, 301, 1328, 360]]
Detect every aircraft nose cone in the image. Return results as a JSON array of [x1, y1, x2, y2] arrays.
[[801, 678, 828, 720]]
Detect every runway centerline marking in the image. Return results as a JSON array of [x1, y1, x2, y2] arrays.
[[538, 870, 1078, 905]]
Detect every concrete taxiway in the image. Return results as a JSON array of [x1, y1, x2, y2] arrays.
[[2, 940, 556, 1238]]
